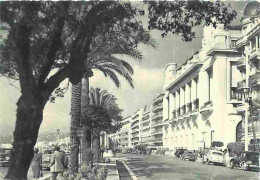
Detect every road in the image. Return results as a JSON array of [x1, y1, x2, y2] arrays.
[[119, 154, 260, 180], [0, 167, 49, 179]]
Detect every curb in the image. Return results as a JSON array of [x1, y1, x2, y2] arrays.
[[119, 160, 138, 180]]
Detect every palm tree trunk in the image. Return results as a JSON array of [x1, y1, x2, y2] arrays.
[[93, 131, 100, 163], [81, 76, 92, 164], [70, 82, 81, 174]]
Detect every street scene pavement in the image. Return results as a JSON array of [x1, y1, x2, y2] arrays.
[[117, 154, 260, 180], [0, 167, 49, 180]]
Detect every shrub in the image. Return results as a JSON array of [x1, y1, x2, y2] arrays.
[[96, 166, 107, 180]]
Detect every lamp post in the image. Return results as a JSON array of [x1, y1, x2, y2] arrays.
[[240, 87, 251, 151]]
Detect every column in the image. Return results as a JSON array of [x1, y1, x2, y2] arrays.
[[256, 36, 259, 53]]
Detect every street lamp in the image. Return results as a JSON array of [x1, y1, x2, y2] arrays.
[[239, 87, 252, 151]]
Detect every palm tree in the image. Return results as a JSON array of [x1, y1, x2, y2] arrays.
[[87, 87, 119, 163], [70, 21, 155, 169], [70, 83, 81, 174]]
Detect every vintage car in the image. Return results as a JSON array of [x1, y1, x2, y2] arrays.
[[42, 150, 53, 170], [181, 151, 196, 161], [175, 149, 187, 158], [202, 150, 224, 165], [0, 148, 11, 167], [229, 151, 259, 171]]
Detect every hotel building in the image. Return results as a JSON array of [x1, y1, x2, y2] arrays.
[[163, 23, 242, 152], [235, 1, 260, 146]]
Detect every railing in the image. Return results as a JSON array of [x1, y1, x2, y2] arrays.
[[153, 103, 163, 110], [249, 71, 260, 86], [152, 112, 163, 119], [152, 120, 163, 126], [150, 137, 163, 142], [151, 128, 163, 134]]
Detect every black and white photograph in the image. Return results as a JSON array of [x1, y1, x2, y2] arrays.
[[0, 1, 260, 180]]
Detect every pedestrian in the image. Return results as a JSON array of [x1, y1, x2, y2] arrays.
[[100, 147, 104, 158], [50, 145, 66, 180], [31, 148, 42, 180]]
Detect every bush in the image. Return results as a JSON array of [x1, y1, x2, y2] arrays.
[[96, 166, 107, 180], [227, 142, 245, 156]]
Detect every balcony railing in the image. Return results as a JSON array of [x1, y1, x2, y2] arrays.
[[152, 120, 163, 126], [150, 137, 163, 142], [249, 71, 260, 86], [151, 128, 163, 135], [152, 112, 163, 119]]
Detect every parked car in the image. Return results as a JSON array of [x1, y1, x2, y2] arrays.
[[181, 151, 196, 161], [229, 151, 259, 171], [175, 149, 187, 158], [0, 148, 11, 167], [42, 150, 53, 170], [202, 150, 224, 165]]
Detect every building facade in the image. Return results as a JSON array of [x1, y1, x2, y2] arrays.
[[236, 1, 260, 146], [163, 23, 242, 152], [131, 109, 143, 147]]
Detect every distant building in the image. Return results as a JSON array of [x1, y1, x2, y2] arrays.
[[131, 109, 143, 147]]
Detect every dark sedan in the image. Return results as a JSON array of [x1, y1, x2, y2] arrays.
[[181, 151, 196, 161], [0, 148, 11, 167]]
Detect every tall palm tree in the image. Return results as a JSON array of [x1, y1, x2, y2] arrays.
[[70, 21, 156, 168], [87, 88, 119, 163], [81, 31, 155, 161], [70, 83, 81, 174]]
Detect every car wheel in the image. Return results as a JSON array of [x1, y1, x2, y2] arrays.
[[240, 162, 248, 171], [207, 160, 210, 165], [230, 160, 234, 169]]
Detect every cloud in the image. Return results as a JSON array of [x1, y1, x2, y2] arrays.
[[89, 64, 165, 117]]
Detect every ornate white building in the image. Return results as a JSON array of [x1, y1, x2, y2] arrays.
[[163, 23, 242, 152]]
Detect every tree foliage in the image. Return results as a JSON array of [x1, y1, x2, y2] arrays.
[[145, 0, 237, 41], [82, 88, 123, 134]]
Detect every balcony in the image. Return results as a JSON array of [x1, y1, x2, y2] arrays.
[[200, 101, 213, 117], [248, 48, 260, 62], [237, 79, 246, 90], [152, 112, 163, 120], [131, 128, 139, 134], [150, 137, 163, 142], [151, 128, 163, 135], [151, 120, 164, 127], [153, 103, 163, 112], [249, 71, 260, 87], [237, 57, 246, 71]]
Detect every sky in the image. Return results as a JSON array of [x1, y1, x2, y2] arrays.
[[0, 1, 247, 135]]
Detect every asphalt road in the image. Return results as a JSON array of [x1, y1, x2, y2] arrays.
[[0, 167, 49, 180], [119, 154, 260, 180]]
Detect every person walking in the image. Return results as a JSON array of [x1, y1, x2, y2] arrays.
[[31, 148, 42, 180], [50, 145, 66, 180]]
